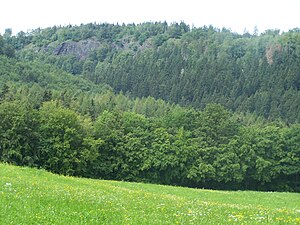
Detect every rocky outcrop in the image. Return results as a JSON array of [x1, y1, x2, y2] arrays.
[[53, 39, 100, 59]]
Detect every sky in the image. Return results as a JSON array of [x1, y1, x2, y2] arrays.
[[1, 0, 299, 35]]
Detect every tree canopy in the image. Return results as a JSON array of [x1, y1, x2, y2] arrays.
[[0, 22, 299, 192]]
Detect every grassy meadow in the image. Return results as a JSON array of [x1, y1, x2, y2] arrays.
[[0, 163, 299, 224]]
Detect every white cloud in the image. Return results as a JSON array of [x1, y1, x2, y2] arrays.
[[1, 0, 299, 34]]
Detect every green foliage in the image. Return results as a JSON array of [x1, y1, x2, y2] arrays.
[[0, 23, 299, 192], [0, 55, 109, 94], [0, 101, 39, 166], [38, 101, 99, 176], [0, 34, 15, 57], [0, 85, 299, 191], [16, 23, 299, 122]]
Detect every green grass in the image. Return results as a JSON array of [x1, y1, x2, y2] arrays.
[[0, 164, 299, 224]]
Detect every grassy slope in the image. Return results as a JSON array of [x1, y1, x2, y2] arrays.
[[0, 164, 299, 224]]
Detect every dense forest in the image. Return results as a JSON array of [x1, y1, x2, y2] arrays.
[[5, 22, 299, 123], [0, 22, 299, 191]]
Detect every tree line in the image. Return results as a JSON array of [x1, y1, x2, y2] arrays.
[[0, 83, 299, 192], [0, 23, 299, 192], [9, 22, 300, 123]]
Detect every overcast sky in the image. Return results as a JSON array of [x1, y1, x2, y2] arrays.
[[1, 0, 299, 35]]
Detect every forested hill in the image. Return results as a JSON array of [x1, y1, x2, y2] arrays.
[[4, 22, 299, 123], [1, 23, 300, 192]]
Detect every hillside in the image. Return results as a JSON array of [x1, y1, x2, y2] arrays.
[[0, 54, 110, 93], [5, 23, 300, 123], [0, 43, 300, 192], [1, 164, 300, 224]]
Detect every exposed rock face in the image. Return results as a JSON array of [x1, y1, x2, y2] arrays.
[[53, 39, 100, 59], [265, 44, 282, 65]]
